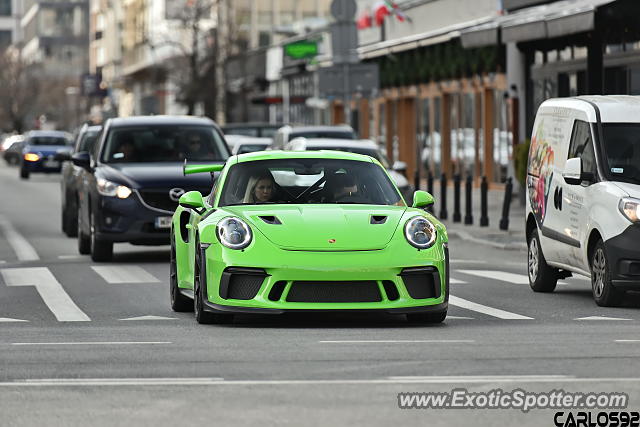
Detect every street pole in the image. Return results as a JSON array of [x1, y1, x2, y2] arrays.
[[343, 62, 350, 126]]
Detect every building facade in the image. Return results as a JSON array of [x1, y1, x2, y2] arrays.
[[0, 0, 21, 51]]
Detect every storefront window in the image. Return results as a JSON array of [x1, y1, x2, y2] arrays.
[[450, 93, 460, 175], [461, 93, 476, 178], [419, 98, 431, 177], [429, 97, 442, 178], [493, 90, 512, 183]]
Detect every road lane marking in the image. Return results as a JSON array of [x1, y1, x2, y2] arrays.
[[319, 340, 474, 344], [0, 267, 90, 322], [0, 215, 39, 261], [446, 316, 474, 320], [2, 378, 223, 386], [0, 317, 28, 322], [457, 270, 529, 284], [119, 316, 177, 321], [575, 316, 632, 321], [91, 266, 160, 284], [450, 278, 467, 284], [10, 341, 172, 346], [387, 375, 570, 382], [615, 340, 640, 343], [57, 255, 84, 260], [449, 295, 533, 320]]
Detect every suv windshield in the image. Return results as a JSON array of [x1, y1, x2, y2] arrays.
[[101, 125, 228, 163], [219, 158, 403, 207], [602, 124, 640, 184], [29, 136, 68, 146]]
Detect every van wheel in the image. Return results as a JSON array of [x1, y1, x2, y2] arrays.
[[591, 240, 624, 307], [528, 228, 557, 292]]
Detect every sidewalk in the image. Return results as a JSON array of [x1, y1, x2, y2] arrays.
[[427, 185, 527, 251]]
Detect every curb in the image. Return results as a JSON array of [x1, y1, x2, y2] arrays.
[[447, 228, 527, 251]]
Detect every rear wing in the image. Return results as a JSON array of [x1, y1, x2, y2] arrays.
[[183, 161, 225, 176]]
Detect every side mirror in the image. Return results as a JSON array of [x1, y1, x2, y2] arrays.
[[179, 190, 205, 210], [54, 151, 72, 162], [563, 158, 584, 185], [412, 190, 434, 209], [71, 151, 91, 170]]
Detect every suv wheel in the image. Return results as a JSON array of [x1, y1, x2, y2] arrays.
[[77, 206, 91, 255], [90, 213, 113, 262]]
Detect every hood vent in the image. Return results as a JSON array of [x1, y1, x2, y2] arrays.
[[259, 215, 282, 225], [370, 215, 387, 224]]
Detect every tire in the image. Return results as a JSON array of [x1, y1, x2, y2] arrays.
[[407, 310, 447, 324], [77, 206, 91, 255], [170, 234, 192, 312], [591, 240, 624, 307], [61, 201, 77, 237], [90, 212, 113, 262], [527, 228, 558, 292], [20, 168, 29, 179], [193, 238, 233, 325]]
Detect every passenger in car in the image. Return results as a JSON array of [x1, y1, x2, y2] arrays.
[[113, 135, 140, 162]]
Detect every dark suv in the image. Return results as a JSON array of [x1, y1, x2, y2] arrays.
[[74, 116, 230, 261]]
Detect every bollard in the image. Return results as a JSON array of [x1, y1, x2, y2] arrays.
[[453, 174, 461, 223], [499, 177, 513, 231], [439, 172, 448, 220], [464, 174, 473, 225], [427, 172, 434, 213], [480, 176, 489, 227]]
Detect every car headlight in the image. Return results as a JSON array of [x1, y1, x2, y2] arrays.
[[619, 198, 640, 222], [24, 153, 40, 162], [404, 216, 437, 249], [216, 217, 252, 250], [97, 178, 132, 199]]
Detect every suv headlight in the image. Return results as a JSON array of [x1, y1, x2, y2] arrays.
[[97, 178, 132, 199], [404, 216, 437, 249], [216, 217, 252, 249], [619, 198, 640, 222]]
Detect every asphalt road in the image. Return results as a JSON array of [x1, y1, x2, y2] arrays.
[[1, 161, 640, 427]]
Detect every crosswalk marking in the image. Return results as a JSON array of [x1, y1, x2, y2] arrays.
[[449, 295, 533, 320], [91, 266, 160, 284], [457, 270, 529, 285], [0, 267, 90, 322], [0, 317, 28, 322]]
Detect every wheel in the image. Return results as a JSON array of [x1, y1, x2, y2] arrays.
[[170, 233, 192, 312], [193, 239, 233, 324], [527, 228, 557, 292], [407, 310, 447, 324], [61, 200, 77, 237], [20, 168, 29, 179], [90, 212, 113, 262], [77, 206, 91, 255], [591, 240, 624, 307]]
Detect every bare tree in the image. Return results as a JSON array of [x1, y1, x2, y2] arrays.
[[0, 49, 40, 132]]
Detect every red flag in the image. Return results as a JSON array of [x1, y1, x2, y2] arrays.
[[373, 1, 391, 26]]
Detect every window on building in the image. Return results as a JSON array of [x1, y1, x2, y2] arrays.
[[568, 120, 596, 176], [0, 0, 10, 16], [0, 31, 11, 52]]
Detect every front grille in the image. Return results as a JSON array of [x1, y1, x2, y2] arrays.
[[400, 267, 440, 299], [138, 188, 210, 212], [219, 267, 267, 300], [286, 281, 382, 303]]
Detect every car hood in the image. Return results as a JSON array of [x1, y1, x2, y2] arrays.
[[99, 163, 215, 189], [224, 204, 407, 251], [612, 181, 640, 198]]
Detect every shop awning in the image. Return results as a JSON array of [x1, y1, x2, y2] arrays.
[[460, 0, 615, 48]]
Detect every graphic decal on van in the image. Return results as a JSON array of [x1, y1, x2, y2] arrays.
[[527, 121, 555, 224]]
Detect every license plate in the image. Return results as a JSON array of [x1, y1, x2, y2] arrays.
[[154, 216, 172, 229], [43, 158, 59, 168]]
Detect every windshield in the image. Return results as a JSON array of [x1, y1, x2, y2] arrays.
[[602, 124, 640, 184], [78, 130, 100, 152], [307, 145, 390, 168], [101, 125, 228, 163], [289, 130, 355, 141], [29, 136, 68, 146], [219, 158, 404, 207]]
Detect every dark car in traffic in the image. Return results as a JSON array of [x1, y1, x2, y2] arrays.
[[222, 122, 282, 139], [74, 116, 230, 261], [59, 124, 103, 237], [19, 130, 72, 179], [2, 135, 25, 165]]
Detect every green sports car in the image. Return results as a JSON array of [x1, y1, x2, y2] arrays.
[[170, 150, 449, 324]]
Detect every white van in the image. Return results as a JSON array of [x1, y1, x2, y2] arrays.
[[526, 96, 640, 306]]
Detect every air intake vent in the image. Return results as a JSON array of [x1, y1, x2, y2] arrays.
[[219, 267, 268, 300], [259, 216, 281, 225], [286, 281, 381, 303], [370, 215, 387, 224]]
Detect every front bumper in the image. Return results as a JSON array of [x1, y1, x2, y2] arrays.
[[94, 192, 174, 245], [199, 239, 448, 312], [605, 224, 640, 289], [23, 156, 62, 173]]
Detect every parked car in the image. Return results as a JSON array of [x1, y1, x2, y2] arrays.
[[58, 124, 103, 237], [2, 135, 25, 165], [271, 125, 356, 150], [19, 130, 72, 179], [171, 150, 448, 324], [227, 136, 272, 155], [222, 122, 282, 139], [526, 95, 640, 307], [284, 137, 414, 204], [74, 116, 231, 261]]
